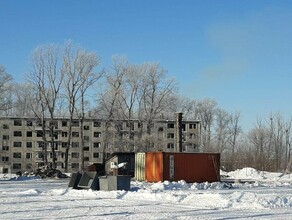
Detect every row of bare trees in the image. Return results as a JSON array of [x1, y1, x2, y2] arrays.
[[189, 98, 292, 172], [96, 56, 178, 153], [244, 114, 292, 172], [1, 42, 103, 171], [0, 42, 291, 172], [0, 42, 178, 172]]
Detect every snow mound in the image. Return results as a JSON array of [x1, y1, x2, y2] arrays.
[[150, 180, 189, 191], [225, 167, 266, 180]]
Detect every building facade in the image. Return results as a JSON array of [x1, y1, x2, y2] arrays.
[[0, 116, 200, 174]]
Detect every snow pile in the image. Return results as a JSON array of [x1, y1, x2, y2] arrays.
[[223, 167, 265, 180], [149, 180, 189, 191], [223, 167, 292, 183]]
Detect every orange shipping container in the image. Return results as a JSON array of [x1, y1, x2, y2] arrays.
[[145, 152, 220, 183]]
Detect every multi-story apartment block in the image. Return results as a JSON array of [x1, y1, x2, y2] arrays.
[[0, 115, 200, 174]]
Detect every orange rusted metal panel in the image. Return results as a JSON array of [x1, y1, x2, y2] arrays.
[[145, 152, 220, 183], [145, 152, 163, 182]]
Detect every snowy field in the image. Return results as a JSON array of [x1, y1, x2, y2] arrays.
[[1, 168, 292, 219]]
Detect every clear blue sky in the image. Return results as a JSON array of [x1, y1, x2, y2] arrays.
[[1, 0, 292, 131]]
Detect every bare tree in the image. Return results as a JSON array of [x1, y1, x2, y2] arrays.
[[284, 119, 292, 173], [96, 59, 178, 152], [268, 113, 292, 171], [61, 41, 100, 172], [27, 44, 63, 168], [11, 83, 35, 117], [75, 53, 103, 170], [247, 119, 271, 170], [214, 109, 232, 153], [271, 114, 285, 170], [139, 63, 178, 150], [240, 114, 292, 172], [119, 64, 143, 151], [0, 65, 13, 114], [194, 98, 218, 152], [96, 56, 128, 155], [165, 95, 196, 120], [227, 111, 242, 170]]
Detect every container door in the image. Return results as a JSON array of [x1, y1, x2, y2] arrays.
[[146, 152, 163, 182], [135, 153, 145, 181]]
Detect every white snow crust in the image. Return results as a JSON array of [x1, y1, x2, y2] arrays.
[[1, 168, 292, 219]]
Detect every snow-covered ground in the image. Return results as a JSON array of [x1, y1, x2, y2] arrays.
[[1, 167, 292, 219]]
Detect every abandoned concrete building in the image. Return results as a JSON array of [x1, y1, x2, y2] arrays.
[[0, 115, 200, 174]]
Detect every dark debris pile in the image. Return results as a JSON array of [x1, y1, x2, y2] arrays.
[[17, 166, 69, 179]]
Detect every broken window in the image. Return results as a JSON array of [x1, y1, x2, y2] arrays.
[[167, 123, 174, 129], [13, 163, 21, 170], [13, 142, 22, 147], [93, 121, 101, 127], [26, 131, 32, 137], [14, 119, 22, 126], [93, 153, 100, 158], [71, 152, 79, 158], [167, 143, 174, 149], [26, 142, 32, 148], [13, 153, 21, 158]]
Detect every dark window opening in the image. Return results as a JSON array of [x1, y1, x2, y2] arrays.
[[72, 120, 79, 127], [13, 163, 21, 170], [62, 142, 68, 148], [2, 157, 9, 162], [13, 153, 21, 158], [93, 153, 100, 158], [71, 152, 79, 158], [84, 157, 89, 161], [14, 119, 22, 126], [2, 146, 9, 151], [3, 135, 9, 140], [93, 142, 100, 148], [14, 131, 22, 137], [167, 123, 175, 129], [189, 124, 197, 129], [13, 142, 22, 147], [27, 131, 32, 137], [62, 132, 68, 137], [26, 120, 33, 126], [167, 133, 175, 139], [93, 132, 101, 138], [36, 131, 44, 137], [72, 132, 79, 137], [72, 142, 79, 148], [71, 163, 79, 169], [62, 121, 68, 127], [93, 121, 101, 127]]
